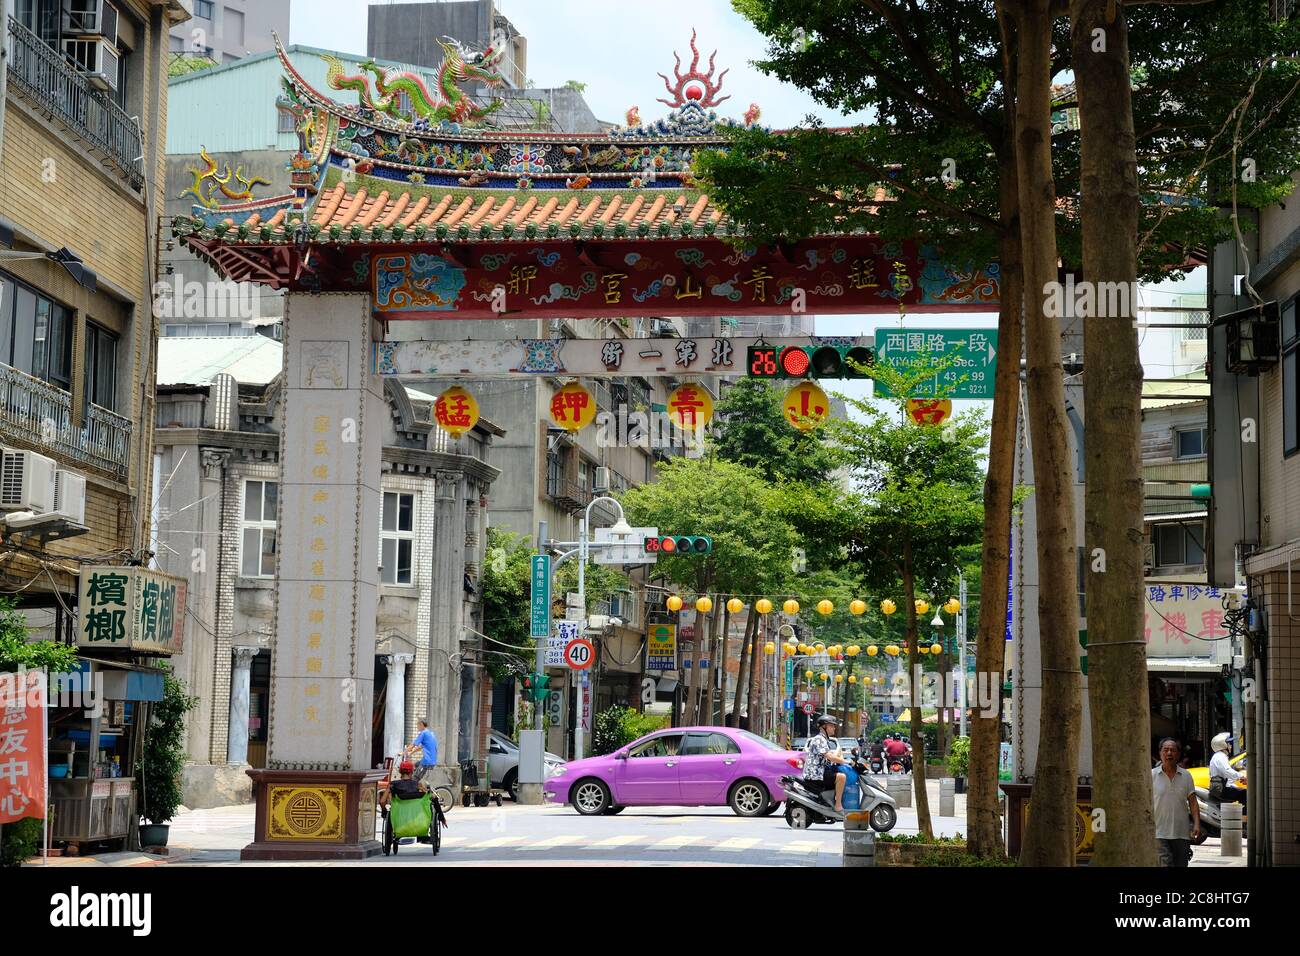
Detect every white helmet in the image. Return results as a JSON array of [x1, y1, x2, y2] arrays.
[[1211, 732, 1232, 754]]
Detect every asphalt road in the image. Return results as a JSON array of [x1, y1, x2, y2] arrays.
[[163, 777, 968, 867]]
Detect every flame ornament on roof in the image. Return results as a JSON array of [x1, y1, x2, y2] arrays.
[[657, 29, 730, 109], [618, 32, 761, 138]]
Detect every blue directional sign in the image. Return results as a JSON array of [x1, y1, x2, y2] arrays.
[[529, 555, 551, 639], [783, 698, 795, 711]]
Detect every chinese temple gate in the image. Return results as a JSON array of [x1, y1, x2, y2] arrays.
[[175, 31, 1000, 860]]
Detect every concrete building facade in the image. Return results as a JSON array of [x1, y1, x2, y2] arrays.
[[169, 0, 288, 63]]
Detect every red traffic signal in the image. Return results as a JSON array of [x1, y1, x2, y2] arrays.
[[643, 535, 712, 555]]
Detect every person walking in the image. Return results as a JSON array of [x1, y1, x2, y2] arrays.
[[1152, 737, 1199, 867]]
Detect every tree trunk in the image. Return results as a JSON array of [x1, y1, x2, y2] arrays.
[[1008, 0, 1083, 868], [1070, 0, 1156, 866], [731, 610, 758, 726], [749, 613, 764, 734], [968, 129, 1025, 858], [903, 544, 934, 838], [937, 643, 949, 759], [684, 604, 706, 725], [717, 601, 733, 725]]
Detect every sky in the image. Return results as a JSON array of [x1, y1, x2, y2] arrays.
[[289, 2, 1207, 425], [290, 0, 870, 129]]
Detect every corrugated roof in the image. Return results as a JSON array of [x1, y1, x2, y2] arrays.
[[157, 336, 284, 387], [1141, 376, 1210, 410]]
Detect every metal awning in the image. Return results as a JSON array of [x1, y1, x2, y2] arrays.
[[1146, 658, 1223, 675], [1144, 510, 1207, 523]]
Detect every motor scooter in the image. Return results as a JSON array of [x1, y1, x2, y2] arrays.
[[1193, 781, 1246, 845], [781, 750, 899, 831]]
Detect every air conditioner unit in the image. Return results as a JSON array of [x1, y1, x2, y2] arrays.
[[593, 466, 610, 492], [63, 36, 120, 92], [1, 449, 58, 513], [52, 470, 87, 524], [62, 0, 119, 45]]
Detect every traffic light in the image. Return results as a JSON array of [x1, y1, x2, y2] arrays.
[[643, 535, 713, 556], [747, 345, 874, 379], [521, 671, 551, 702]]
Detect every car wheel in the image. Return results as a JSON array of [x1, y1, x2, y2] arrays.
[[503, 769, 519, 802], [729, 779, 770, 817], [604, 805, 625, 815], [572, 778, 610, 816], [870, 804, 897, 833], [788, 805, 811, 829], [759, 800, 781, 816]]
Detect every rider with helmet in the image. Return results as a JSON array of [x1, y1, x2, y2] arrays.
[[1208, 732, 1246, 804], [803, 714, 851, 812]]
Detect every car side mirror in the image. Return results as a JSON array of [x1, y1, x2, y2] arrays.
[[615, 750, 628, 760]]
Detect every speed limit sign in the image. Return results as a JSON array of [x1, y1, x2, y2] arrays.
[[564, 638, 595, 670], [802, 702, 815, 715]]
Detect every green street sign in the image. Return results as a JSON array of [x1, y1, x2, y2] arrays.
[[873, 328, 998, 400], [530, 555, 551, 639]]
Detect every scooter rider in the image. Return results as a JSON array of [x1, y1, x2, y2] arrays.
[[804, 714, 851, 812], [1208, 732, 1246, 805]]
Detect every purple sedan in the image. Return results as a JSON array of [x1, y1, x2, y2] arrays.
[[543, 726, 804, 817]]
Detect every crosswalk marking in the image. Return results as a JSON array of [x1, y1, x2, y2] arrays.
[[583, 835, 647, 849], [646, 835, 704, 850], [779, 841, 824, 854], [522, 835, 583, 849], [713, 837, 761, 852], [465, 836, 526, 849]]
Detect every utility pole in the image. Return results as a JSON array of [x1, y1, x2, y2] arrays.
[[958, 571, 969, 738]]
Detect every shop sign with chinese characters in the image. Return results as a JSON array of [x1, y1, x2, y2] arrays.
[[78, 568, 187, 655], [1143, 585, 1231, 659], [0, 670, 45, 825]]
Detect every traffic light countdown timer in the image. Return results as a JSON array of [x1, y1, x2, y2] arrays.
[[643, 535, 713, 555], [747, 344, 875, 379]]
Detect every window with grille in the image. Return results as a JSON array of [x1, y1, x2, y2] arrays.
[[380, 492, 415, 585], [1154, 521, 1206, 569], [241, 480, 278, 577]]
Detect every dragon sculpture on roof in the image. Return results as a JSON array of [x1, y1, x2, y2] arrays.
[[321, 37, 507, 126], [179, 147, 272, 208]]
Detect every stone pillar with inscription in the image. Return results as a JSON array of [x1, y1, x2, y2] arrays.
[[227, 646, 258, 765], [427, 469, 467, 777], [382, 653, 414, 761], [241, 294, 385, 860]]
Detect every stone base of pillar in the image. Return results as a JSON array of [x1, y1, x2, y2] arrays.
[[516, 782, 544, 806], [241, 769, 386, 861]]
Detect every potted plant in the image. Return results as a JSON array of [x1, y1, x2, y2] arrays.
[[138, 670, 196, 848], [947, 735, 971, 794]]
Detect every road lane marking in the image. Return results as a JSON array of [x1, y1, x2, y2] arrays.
[[778, 841, 823, 854], [464, 836, 526, 849], [713, 837, 761, 852], [521, 835, 583, 849], [582, 835, 647, 849], [646, 836, 705, 850]]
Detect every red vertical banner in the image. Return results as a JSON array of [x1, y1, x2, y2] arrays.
[[0, 670, 47, 824]]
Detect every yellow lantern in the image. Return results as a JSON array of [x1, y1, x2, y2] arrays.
[[549, 382, 597, 432], [880, 599, 897, 616], [834, 674, 844, 683], [783, 381, 832, 433], [915, 599, 930, 616], [696, 596, 713, 613], [755, 598, 773, 614], [666, 595, 683, 612], [763, 642, 776, 655], [667, 382, 715, 431], [846, 644, 861, 657], [931, 643, 943, 655], [866, 645, 878, 656], [804, 669, 814, 680], [784, 643, 797, 655], [814, 642, 825, 653], [819, 672, 830, 683], [726, 597, 744, 614], [917, 645, 929, 655], [885, 644, 899, 656], [433, 386, 480, 438], [783, 599, 800, 615], [816, 599, 834, 616], [849, 599, 867, 616], [944, 597, 961, 615], [848, 675, 858, 684], [901, 645, 910, 655]]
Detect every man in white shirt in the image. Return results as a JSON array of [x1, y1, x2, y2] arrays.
[[1152, 737, 1199, 867]]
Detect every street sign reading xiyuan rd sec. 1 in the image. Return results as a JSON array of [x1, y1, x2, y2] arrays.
[[873, 328, 998, 400]]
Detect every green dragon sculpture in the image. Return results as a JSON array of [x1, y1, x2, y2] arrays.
[[322, 37, 506, 125], [179, 147, 271, 208]]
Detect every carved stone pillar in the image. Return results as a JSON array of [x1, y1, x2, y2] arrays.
[[382, 653, 414, 761], [427, 469, 467, 770], [227, 645, 259, 764]]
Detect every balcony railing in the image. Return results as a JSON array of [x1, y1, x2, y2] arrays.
[[546, 476, 593, 512], [0, 363, 132, 480], [5, 17, 144, 191]]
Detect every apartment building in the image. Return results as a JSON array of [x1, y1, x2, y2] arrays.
[[168, 0, 287, 63]]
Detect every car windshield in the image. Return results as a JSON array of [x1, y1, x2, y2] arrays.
[[736, 730, 784, 751]]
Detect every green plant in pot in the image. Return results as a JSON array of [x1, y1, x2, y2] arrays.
[[139, 670, 196, 848], [947, 735, 970, 794]]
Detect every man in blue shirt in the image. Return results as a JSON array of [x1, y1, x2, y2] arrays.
[[409, 719, 438, 785]]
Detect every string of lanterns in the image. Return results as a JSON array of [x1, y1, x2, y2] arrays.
[[661, 594, 962, 662]]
